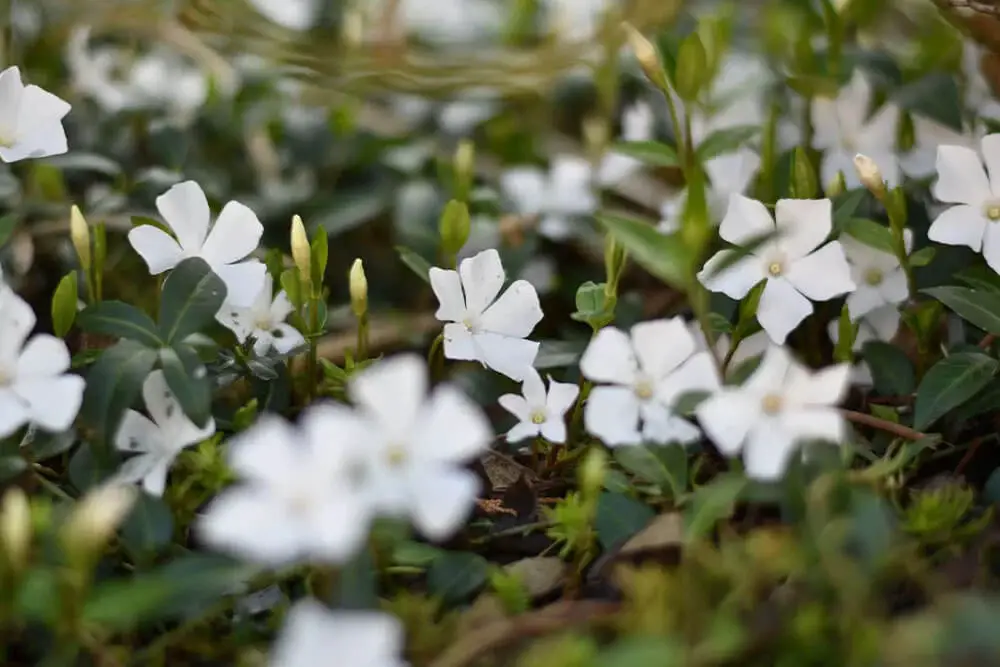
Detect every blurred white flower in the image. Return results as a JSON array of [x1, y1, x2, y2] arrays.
[[112, 370, 216, 497], [0, 66, 70, 163], [812, 71, 900, 190], [901, 115, 982, 180], [827, 304, 901, 386], [0, 286, 84, 438], [658, 148, 761, 234], [580, 318, 719, 447], [458, 217, 558, 295], [499, 366, 579, 443], [963, 42, 1000, 122], [840, 229, 911, 319], [598, 101, 656, 186], [696, 345, 850, 480], [928, 134, 1000, 274], [365, 0, 502, 44], [430, 249, 543, 380], [389, 91, 498, 136], [269, 598, 407, 667], [249, 0, 318, 31], [197, 408, 370, 566], [128, 181, 266, 307], [501, 156, 598, 240], [342, 354, 492, 539], [687, 322, 770, 371], [547, 0, 615, 42], [216, 275, 305, 356], [698, 195, 855, 344]]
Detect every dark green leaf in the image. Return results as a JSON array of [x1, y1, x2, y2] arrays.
[[596, 636, 684, 667], [427, 551, 489, 604], [842, 218, 895, 254], [314, 186, 391, 236], [51, 272, 79, 338], [329, 548, 378, 610], [609, 140, 679, 167], [158, 257, 227, 344], [863, 341, 916, 396], [0, 213, 17, 248], [594, 492, 656, 550], [68, 441, 117, 491], [45, 152, 122, 176], [957, 265, 1000, 293], [613, 446, 686, 498], [684, 473, 747, 543], [77, 301, 163, 348], [81, 340, 158, 443], [914, 352, 999, 429], [696, 125, 760, 162], [159, 346, 212, 428], [595, 213, 690, 289], [534, 340, 585, 369], [0, 457, 26, 481], [952, 377, 1000, 423], [909, 246, 936, 268], [894, 72, 963, 131], [396, 245, 432, 285], [28, 430, 77, 461], [832, 188, 867, 224], [120, 494, 174, 556], [923, 286, 1000, 335]]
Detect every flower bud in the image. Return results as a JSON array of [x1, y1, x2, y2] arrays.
[[825, 171, 847, 198], [349, 258, 368, 319], [70, 205, 91, 271], [454, 139, 475, 188], [290, 215, 311, 285], [623, 23, 669, 91], [579, 446, 607, 502], [439, 199, 471, 263], [62, 484, 136, 561], [853, 154, 885, 198], [790, 146, 819, 199], [0, 488, 30, 573]]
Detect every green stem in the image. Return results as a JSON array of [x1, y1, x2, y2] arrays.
[[427, 332, 445, 381], [356, 312, 369, 361], [305, 290, 321, 403]]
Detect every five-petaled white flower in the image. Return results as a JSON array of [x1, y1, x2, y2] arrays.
[[580, 318, 719, 447], [811, 71, 900, 190], [501, 156, 598, 240], [659, 148, 761, 234], [430, 249, 544, 381], [216, 275, 305, 356], [927, 134, 1000, 274], [112, 370, 216, 497], [841, 229, 912, 319], [336, 354, 492, 539], [695, 345, 850, 480], [0, 286, 85, 439], [269, 598, 408, 667], [0, 66, 71, 163], [827, 304, 901, 386], [498, 366, 579, 444], [698, 195, 856, 344], [128, 180, 266, 307], [197, 408, 370, 566]]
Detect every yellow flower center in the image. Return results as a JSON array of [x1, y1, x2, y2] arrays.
[[530, 410, 547, 425], [0, 367, 10, 386], [761, 393, 783, 415], [768, 261, 783, 277], [864, 267, 884, 286], [986, 203, 1000, 221], [386, 444, 408, 467], [634, 379, 654, 400]]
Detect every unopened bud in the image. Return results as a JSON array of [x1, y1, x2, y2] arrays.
[[62, 484, 136, 561], [290, 215, 311, 285], [579, 446, 607, 501], [623, 23, 668, 91], [439, 199, 471, 262], [825, 171, 847, 198], [0, 488, 31, 573], [853, 154, 885, 198], [349, 258, 368, 319], [455, 140, 474, 183], [70, 205, 91, 271]]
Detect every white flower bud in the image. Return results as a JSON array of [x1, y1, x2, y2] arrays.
[[853, 153, 885, 198], [290, 214, 311, 285], [62, 484, 136, 560], [0, 488, 31, 573]]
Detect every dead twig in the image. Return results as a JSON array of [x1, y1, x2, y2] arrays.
[[841, 409, 928, 441]]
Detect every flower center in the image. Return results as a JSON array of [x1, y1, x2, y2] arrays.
[[761, 393, 783, 415], [986, 202, 1000, 221], [767, 261, 784, 277], [864, 267, 884, 286], [530, 409, 547, 425], [0, 366, 11, 386], [462, 315, 481, 334], [385, 444, 408, 467], [254, 316, 274, 331], [633, 376, 655, 400], [0, 129, 15, 149]]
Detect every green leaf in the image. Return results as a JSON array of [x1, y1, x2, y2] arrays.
[[610, 140, 679, 167], [51, 272, 79, 338], [329, 548, 378, 609], [832, 188, 867, 224], [594, 491, 656, 550], [914, 352, 999, 430], [158, 257, 227, 344], [957, 265, 1000, 293], [862, 341, 916, 396], [595, 213, 690, 289], [894, 72, 963, 131], [596, 636, 685, 667], [701, 230, 780, 278], [427, 551, 489, 604], [81, 340, 158, 443], [842, 218, 895, 254], [77, 301, 163, 348], [0, 213, 17, 248], [396, 245, 432, 285], [923, 286, 1000, 335], [695, 125, 760, 162], [571, 281, 615, 329], [684, 473, 747, 543], [45, 152, 122, 176], [952, 377, 1000, 423], [27, 430, 77, 461], [0, 457, 27, 482], [120, 493, 174, 556], [909, 246, 936, 268], [159, 345, 212, 428], [534, 339, 585, 369], [613, 446, 686, 498], [314, 186, 391, 236]]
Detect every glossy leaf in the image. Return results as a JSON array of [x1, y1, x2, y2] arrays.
[[158, 257, 227, 344], [913, 352, 999, 430], [78, 301, 163, 348], [596, 213, 690, 290]]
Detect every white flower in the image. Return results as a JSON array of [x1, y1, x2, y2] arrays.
[[547, 0, 613, 42], [340, 354, 492, 539], [580, 318, 720, 447], [269, 598, 407, 667], [0, 286, 84, 438], [698, 195, 856, 344], [695, 345, 850, 480], [687, 322, 770, 371], [827, 304, 901, 386], [0, 66, 71, 163], [501, 156, 598, 241], [499, 366, 579, 444], [598, 101, 656, 186], [430, 249, 543, 381], [128, 181, 266, 307], [112, 370, 216, 496], [197, 408, 371, 566], [250, 0, 318, 31], [927, 134, 1000, 274], [901, 115, 982, 180], [216, 275, 305, 356], [811, 71, 899, 190], [841, 229, 911, 319], [658, 148, 761, 234]]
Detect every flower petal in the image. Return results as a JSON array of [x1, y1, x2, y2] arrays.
[[226, 416, 300, 484], [983, 220, 1000, 275], [430, 267, 466, 322], [216, 304, 255, 344], [780, 407, 846, 443], [579, 326, 638, 386], [412, 384, 491, 462], [266, 323, 306, 355], [584, 386, 641, 446], [7, 84, 71, 161], [705, 149, 761, 196], [786, 363, 850, 407], [640, 406, 701, 445], [0, 67, 23, 135], [201, 201, 263, 266], [500, 167, 546, 215], [657, 351, 721, 407], [785, 241, 855, 301], [775, 198, 832, 260], [16, 334, 70, 378], [141, 458, 172, 497], [506, 420, 539, 443], [545, 378, 580, 417], [0, 390, 29, 439], [878, 269, 908, 306], [744, 344, 795, 395], [499, 393, 531, 423], [473, 331, 539, 380], [0, 287, 36, 366], [350, 354, 427, 440], [196, 487, 309, 566], [406, 467, 480, 540], [114, 410, 160, 454], [215, 261, 267, 308], [756, 278, 813, 344], [719, 194, 774, 246], [743, 421, 798, 481], [479, 280, 543, 338], [13, 375, 84, 432], [442, 322, 479, 362], [127, 225, 185, 275], [933, 145, 990, 205], [540, 418, 568, 444], [927, 204, 987, 252], [520, 366, 546, 407], [698, 250, 766, 300], [630, 318, 696, 379], [269, 288, 295, 322], [155, 180, 212, 253], [459, 249, 505, 316], [695, 390, 759, 456], [846, 285, 886, 320]]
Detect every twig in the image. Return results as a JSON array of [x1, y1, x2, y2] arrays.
[[429, 601, 620, 667], [841, 409, 927, 441]]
